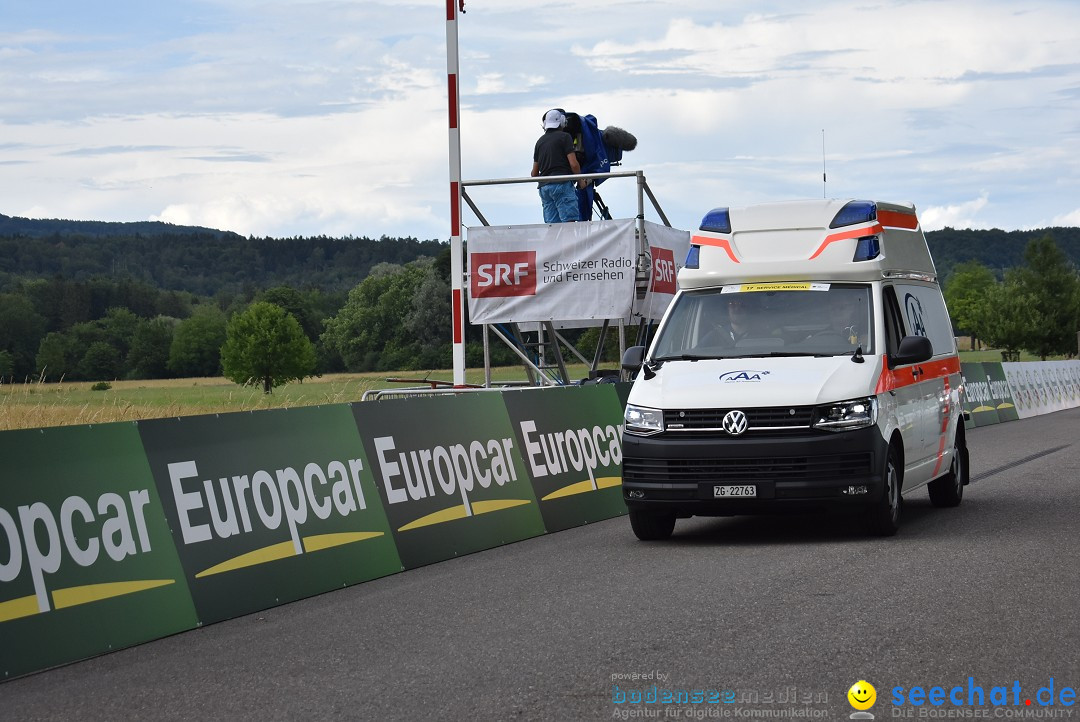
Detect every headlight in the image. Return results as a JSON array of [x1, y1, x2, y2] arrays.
[[625, 404, 664, 435], [812, 397, 878, 431]]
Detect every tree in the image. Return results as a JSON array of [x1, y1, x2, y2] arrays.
[[78, 341, 122, 381], [35, 332, 75, 381], [0, 350, 13, 382], [221, 302, 316, 393], [168, 306, 227, 377], [0, 293, 47, 379], [128, 317, 177, 379], [943, 261, 996, 348], [980, 275, 1033, 358], [257, 286, 320, 341], [1012, 235, 1080, 359], [322, 259, 437, 372], [99, 307, 140, 360]]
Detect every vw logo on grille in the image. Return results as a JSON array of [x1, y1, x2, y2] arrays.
[[722, 410, 748, 436]]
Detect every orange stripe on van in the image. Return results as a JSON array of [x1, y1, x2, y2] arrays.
[[874, 354, 961, 394], [691, 235, 739, 263], [930, 377, 953, 477], [878, 209, 919, 230], [808, 223, 882, 260]]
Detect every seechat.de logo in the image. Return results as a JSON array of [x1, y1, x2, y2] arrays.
[[650, 246, 676, 295], [471, 251, 537, 298]]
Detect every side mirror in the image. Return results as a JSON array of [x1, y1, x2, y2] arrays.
[[890, 335, 933, 368], [621, 345, 645, 371]]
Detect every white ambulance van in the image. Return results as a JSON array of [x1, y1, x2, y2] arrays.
[[620, 199, 968, 540]]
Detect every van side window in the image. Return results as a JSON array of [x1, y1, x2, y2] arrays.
[[894, 283, 956, 357], [882, 286, 904, 357]]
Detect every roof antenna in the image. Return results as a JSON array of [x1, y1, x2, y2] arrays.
[[821, 129, 827, 198]]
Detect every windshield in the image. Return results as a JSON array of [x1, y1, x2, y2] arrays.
[[650, 284, 874, 360]]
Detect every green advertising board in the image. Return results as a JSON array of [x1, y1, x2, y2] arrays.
[[0, 423, 198, 679], [961, 363, 1000, 427], [352, 393, 547, 569], [138, 405, 402, 625], [2, 385, 636, 680], [960, 362, 1019, 427], [502, 385, 627, 533], [983, 363, 1019, 423]]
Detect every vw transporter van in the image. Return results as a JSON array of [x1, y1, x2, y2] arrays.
[[620, 199, 969, 540]]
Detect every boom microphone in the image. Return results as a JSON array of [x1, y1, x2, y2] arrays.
[[602, 126, 638, 152]]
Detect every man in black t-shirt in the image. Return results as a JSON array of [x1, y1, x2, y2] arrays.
[[531, 109, 585, 223]]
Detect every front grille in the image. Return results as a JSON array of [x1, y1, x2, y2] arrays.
[[623, 452, 873, 484], [663, 406, 815, 432]]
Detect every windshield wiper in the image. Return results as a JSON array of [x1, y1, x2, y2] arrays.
[[723, 351, 832, 359], [653, 353, 724, 362]]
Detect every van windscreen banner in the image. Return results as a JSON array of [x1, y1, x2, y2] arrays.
[[467, 219, 636, 324]]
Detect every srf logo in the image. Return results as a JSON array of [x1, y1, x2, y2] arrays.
[[471, 251, 537, 298], [650, 246, 676, 295]]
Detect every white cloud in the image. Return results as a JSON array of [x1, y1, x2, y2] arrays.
[[921, 193, 991, 231], [3, 0, 1080, 238], [1049, 208, 1080, 228]]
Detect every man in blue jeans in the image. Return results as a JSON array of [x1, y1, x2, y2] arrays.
[[531, 108, 586, 223]]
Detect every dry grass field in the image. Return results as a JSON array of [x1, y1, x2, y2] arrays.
[[0, 366, 594, 431]]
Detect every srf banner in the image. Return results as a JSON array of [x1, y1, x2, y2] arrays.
[[633, 221, 692, 323], [467, 219, 636, 324]]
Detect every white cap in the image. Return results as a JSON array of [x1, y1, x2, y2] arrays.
[[543, 109, 566, 129]]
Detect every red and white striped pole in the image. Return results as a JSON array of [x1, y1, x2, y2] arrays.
[[446, 0, 466, 386]]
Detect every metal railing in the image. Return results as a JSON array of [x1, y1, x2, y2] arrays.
[[460, 169, 670, 388]]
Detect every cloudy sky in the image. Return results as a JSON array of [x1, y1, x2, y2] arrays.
[[3, 0, 1080, 240]]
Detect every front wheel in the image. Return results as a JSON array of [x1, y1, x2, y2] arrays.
[[867, 446, 901, 537], [629, 509, 676, 541], [928, 432, 965, 507]]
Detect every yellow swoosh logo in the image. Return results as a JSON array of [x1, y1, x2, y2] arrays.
[[1, 580, 177, 622], [53, 579, 176, 609], [196, 531, 385, 578], [398, 498, 531, 532], [541, 476, 622, 501], [0, 595, 41, 623]]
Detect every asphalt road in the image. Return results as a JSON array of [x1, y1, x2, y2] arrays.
[[3, 408, 1079, 721]]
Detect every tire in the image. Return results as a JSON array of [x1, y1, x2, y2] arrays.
[[928, 431, 965, 508], [867, 446, 901, 537], [629, 509, 676, 541]]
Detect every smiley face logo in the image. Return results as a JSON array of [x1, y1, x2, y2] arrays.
[[847, 680, 876, 710]]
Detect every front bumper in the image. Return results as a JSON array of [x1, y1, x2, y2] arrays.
[[621, 426, 889, 516]]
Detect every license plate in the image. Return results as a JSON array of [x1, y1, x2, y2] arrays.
[[714, 485, 756, 498]]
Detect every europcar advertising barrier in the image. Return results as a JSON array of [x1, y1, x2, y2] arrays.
[[959, 362, 1018, 427], [138, 405, 402, 625], [502, 385, 627, 533], [1002, 360, 1080, 419], [0, 424, 198, 680], [5, 364, 1080, 680], [351, 392, 546, 570], [1, 386, 629, 680], [960, 361, 1080, 428]]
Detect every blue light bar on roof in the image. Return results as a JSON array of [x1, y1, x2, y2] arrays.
[[830, 200, 877, 229], [699, 208, 731, 234]]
